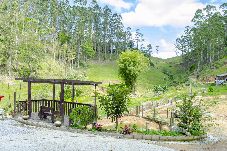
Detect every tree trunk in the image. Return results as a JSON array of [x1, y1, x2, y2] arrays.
[[115, 117, 119, 131]]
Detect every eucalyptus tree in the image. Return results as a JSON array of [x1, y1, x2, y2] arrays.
[[102, 5, 112, 60], [134, 29, 144, 49], [176, 3, 226, 74]]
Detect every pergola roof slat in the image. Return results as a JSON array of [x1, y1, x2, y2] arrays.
[[15, 78, 102, 85]]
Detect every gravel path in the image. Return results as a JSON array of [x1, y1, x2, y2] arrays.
[[0, 119, 174, 151]]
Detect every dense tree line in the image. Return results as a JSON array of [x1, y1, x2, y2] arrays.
[[176, 3, 227, 75], [0, 0, 151, 77]]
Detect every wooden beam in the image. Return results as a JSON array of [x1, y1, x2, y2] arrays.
[[28, 81, 32, 118], [60, 82, 65, 123], [15, 78, 102, 86], [72, 84, 75, 102], [94, 84, 97, 122], [53, 84, 55, 110], [13, 92, 16, 116]]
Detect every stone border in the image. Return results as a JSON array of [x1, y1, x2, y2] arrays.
[[124, 134, 207, 141], [13, 118, 207, 142]]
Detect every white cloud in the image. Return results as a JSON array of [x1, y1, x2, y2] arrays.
[[122, 0, 205, 27], [152, 39, 177, 59], [98, 0, 133, 9]]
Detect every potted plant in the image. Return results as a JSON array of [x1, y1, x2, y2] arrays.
[[22, 111, 29, 120], [54, 116, 62, 127]]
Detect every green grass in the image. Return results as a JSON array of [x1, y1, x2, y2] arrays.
[[136, 129, 183, 136], [206, 84, 227, 96], [86, 61, 119, 82], [200, 57, 227, 78]]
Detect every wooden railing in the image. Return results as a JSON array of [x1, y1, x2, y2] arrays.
[[17, 101, 27, 113], [17, 99, 93, 116]]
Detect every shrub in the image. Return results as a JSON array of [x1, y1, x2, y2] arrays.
[[176, 95, 205, 136], [208, 86, 214, 92], [98, 83, 130, 130], [69, 106, 94, 128], [153, 85, 168, 95]]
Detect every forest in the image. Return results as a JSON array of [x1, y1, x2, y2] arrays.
[[0, 0, 226, 79], [0, 0, 150, 78], [176, 3, 227, 74]]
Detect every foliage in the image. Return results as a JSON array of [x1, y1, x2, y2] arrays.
[[176, 3, 227, 74], [121, 125, 132, 135], [208, 86, 214, 92], [69, 106, 94, 128], [63, 86, 83, 101], [118, 50, 149, 91], [93, 123, 103, 131], [176, 95, 205, 136], [137, 130, 183, 136], [98, 83, 130, 130], [153, 85, 168, 96]]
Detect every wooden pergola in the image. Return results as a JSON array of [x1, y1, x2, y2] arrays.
[[15, 78, 102, 122]]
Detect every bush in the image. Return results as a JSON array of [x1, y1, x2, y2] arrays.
[[98, 83, 130, 130], [69, 106, 94, 128], [176, 95, 205, 136], [153, 85, 168, 95], [208, 86, 214, 92]]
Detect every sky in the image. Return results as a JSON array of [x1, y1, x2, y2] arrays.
[[96, 0, 225, 59]]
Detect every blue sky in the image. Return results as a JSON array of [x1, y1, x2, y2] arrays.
[[97, 0, 225, 58]]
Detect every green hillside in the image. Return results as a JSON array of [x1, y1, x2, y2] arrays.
[[200, 56, 227, 81]]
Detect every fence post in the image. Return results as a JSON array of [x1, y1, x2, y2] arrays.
[[167, 108, 168, 118], [141, 105, 144, 117], [146, 122, 148, 132], [153, 107, 156, 118], [170, 110, 174, 127], [13, 92, 16, 116]]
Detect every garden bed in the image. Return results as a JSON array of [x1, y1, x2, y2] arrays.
[[13, 117, 207, 142]]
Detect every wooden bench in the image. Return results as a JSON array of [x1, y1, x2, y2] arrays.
[[38, 106, 60, 123]]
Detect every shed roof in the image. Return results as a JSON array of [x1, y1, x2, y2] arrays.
[[15, 78, 102, 85], [216, 73, 227, 77]]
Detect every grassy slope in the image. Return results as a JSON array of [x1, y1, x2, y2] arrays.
[[86, 58, 168, 92], [1, 56, 226, 112], [200, 56, 227, 79]]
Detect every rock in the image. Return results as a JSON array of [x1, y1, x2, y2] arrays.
[[22, 115, 29, 120], [54, 121, 62, 127]]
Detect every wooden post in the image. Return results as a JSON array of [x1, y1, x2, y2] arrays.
[[72, 83, 75, 102], [153, 107, 156, 118], [13, 92, 16, 116], [170, 110, 174, 127], [94, 84, 97, 122], [60, 82, 65, 123], [141, 105, 144, 117], [146, 122, 148, 132], [167, 108, 169, 118], [28, 81, 32, 118], [53, 84, 55, 110]]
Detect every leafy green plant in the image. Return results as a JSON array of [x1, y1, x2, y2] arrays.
[[153, 85, 168, 95], [118, 50, 149, 91], [69, 106, 94, 129], [208, 86, 214, 92], [137, 129, 182, 136], [176, 95, 205, 136], [98, 83, 130, 130]]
